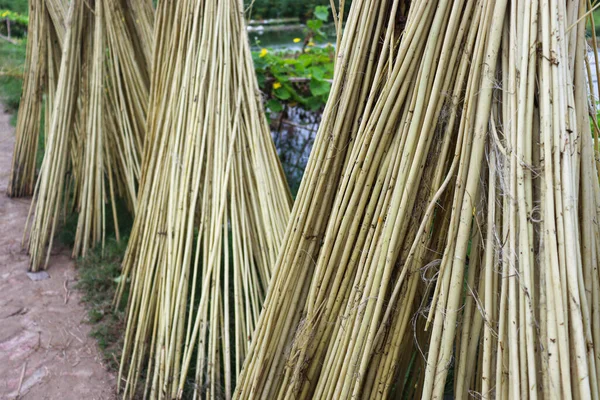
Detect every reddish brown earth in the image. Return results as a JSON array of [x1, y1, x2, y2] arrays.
[[0, 107, 116, 399]]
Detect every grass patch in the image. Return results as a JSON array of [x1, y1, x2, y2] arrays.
[[66, 197, 134, 372], [0, 39, 26, 123], [75, 237, 129, 371]]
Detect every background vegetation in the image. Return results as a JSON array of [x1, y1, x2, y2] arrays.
[[245, 0, 349, 20], [0, 0, 27, 124], [0, 39, 25, 125], [251, 6, 334, 192], [0, 0, 27, 14]]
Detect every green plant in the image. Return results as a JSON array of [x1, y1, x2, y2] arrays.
[[76, 238, 129, 371], [0, 9, 28, 37], [0, 39, 25, 124], [0, 9, 28, 24], [250, 7, 334, 194], [252, 7, 334, 113]]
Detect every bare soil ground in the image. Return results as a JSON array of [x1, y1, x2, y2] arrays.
[[0, 107, 116, 399]]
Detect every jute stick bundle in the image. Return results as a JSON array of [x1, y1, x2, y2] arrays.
[[7, 0, 65, 197], [23, 0, 154, 271], [116, 0, 291, 398], [234, 0, 600, 399]]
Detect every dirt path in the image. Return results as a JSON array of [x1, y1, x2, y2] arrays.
[[0, 107, 116, 399]]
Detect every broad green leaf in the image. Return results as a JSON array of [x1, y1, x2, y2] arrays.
[[310, 66, 326, 80], [274, 87, 292, 100], [314, 6, 329, 21], [266, 99, 284, 113], [307, 19, 323, 32], [310, 77, 331, 97]]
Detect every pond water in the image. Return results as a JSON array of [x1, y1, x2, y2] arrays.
[[248, 24, 337, 51]]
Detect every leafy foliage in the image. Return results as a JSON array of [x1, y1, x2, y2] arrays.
[[253, 46, 334, 112], [251, 8, 335, 194], [0, 39, 25, 124], [0, 9, 28, 37], [0, 9, 27, 24], [252, 8, 334, 113]]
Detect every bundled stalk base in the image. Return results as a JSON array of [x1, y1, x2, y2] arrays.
[[116, 0, 291, 398], [234, 0, 600, 399], [23, 0, 153, 271]]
